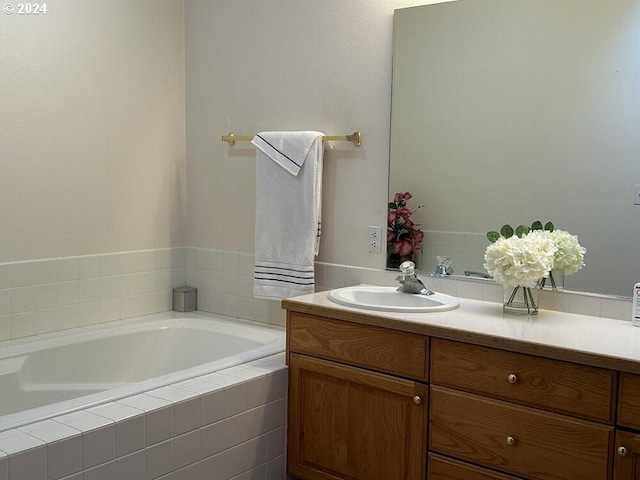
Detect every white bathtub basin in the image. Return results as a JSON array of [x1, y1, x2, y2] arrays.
[[328, 285, 460, 313], [0, 311, 285, 432]]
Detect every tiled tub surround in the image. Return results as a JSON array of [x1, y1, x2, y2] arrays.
[[0, 248, 187, 341], [0, 316, 287, 479]]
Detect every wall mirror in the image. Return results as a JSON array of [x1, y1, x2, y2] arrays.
[[389, 0, 640, 297]]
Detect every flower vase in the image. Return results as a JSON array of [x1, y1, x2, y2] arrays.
[[537, 269, 565, 291], [503, 285, 539, 316]]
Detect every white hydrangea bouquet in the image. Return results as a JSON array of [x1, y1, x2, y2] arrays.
[[484, 221, 586, 315]]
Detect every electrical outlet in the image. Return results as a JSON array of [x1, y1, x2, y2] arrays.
[[368, 225, 382, 253], [634, 185, 640, 205]]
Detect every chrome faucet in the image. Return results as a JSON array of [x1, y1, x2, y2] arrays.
[[396, 261, 434, 295]]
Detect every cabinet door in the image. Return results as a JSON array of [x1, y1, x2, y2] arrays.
[[614, 430, 640, 480], [288, 353, 428, 480]]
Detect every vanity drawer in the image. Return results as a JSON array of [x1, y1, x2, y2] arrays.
[[429, 386, 614, 480], [430, 338, 616, 422], [428, 453, 521, 480], [618, 373, 640, 429], [288, 312, 428, 381]]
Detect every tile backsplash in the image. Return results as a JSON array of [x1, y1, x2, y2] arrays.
[[188, 247, 632, 324], [1, 245, 632, 342], [0, 248, 186, 341]]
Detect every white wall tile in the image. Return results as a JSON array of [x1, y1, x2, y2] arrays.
[[0, 315, 10, 341], [568, 294, 602, 317], [116, 450, 146, 480], [58, 281, 80, 306], [88, 403, 145, 452], [139, 250, 157, 273], [173, 430, 200, 470], [33, 259, 57, 285], [10, 287, 34, 313], [0, 264, 8, 289], [266, 427, 285, 461], [10, 312, 35, 338], [185, 248, 195, 268], [266, 455, 286, 480], [156, 249, 173, 270], [57, 257, 80, 282], [456, 279, 483, 301], [100, 254, 122, 277], [173, 462, 198, 480], [58, 305, 81, 330], [0, 430, 46, 480], [120, 296, 139, 320], [225, 435, 267, 479], [100, 277, 121, 300], [224, 251, 239, 274], [266, 398, 287, 432], [9, 262, 34, 288], [157, 269, 173, 292], [79, 279, 100, 303], [80, 302, 101, 327], [147, 387, 200, 436], [120, 252, 140, 275], [117, 394, 174, 447], [600, 297, 632, 322], [83, 461, 115, 480], [200, 420, 224, 458], [0, 290, 7, 315], [19, 420, 82, 480], [0, 451, 7, 480], [35, 284, 58, 310], [100, 299, 120, 323], [146, 439, 173, 480], [80, 256, 101, 280], [325, 264, 346, 289], [223, 382, 249, 419], [138, 272, 156, 294], [344, 266, 366, 286], [34, 308, 58, 334], [171, 248, 187, 269], [54, 411, 115, 470], [238, 253, 254, 276]]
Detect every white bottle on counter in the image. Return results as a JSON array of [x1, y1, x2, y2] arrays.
[[633, 283, 640, 327]]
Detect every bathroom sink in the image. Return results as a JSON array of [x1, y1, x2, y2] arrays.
[[328, 285, 460, 313]]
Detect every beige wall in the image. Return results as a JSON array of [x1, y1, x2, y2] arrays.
[[0, 0, 186, 262], [184, 0, 433, 269]]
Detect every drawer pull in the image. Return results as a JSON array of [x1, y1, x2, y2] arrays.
[[507, 373, 518, 384], [618, 446, 629, 457], [413, 395, 422, 405], [506, 436, 516, 446]]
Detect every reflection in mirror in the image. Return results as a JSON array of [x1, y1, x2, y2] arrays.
[[389, 0, 640, 297]]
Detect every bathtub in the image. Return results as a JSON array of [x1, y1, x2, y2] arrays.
[[0, 310, 285, 433]]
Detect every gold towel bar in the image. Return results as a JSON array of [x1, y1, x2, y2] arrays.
[[221, 131, 362, 147]]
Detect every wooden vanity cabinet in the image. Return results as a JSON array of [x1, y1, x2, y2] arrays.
[[284, 307, 632, 480], [615, 374, 640, 480], [429, 338, 616, 480], [287, 312, 429, 480]]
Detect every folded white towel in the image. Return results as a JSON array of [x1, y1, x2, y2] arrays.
[[252, 131, 324, 299]]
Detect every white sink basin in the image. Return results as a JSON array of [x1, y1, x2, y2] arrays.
[[328, 285, 460, 313]]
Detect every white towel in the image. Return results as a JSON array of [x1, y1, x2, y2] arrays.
[[252, 131, 324, 299]]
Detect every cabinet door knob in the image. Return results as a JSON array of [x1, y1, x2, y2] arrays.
[[618, 446, 628, 457], [506, 436, 516, 446], [507, 373, 518, 384], [413, 395, 422, 405]]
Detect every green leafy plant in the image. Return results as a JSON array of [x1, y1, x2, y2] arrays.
[[487, 221, 554, 244]]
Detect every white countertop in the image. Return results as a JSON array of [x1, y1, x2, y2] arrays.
[[283, 291, 640, 374]]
